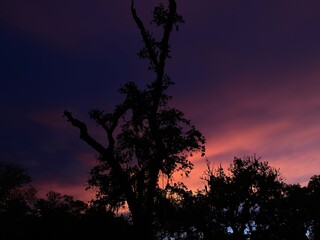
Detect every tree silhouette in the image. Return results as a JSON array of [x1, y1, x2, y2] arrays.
[[154, 182, 204, 240], [0, 162, 37, 239], [32, 191, 131, 240], [307, 175, 320, 240], [202, 156, 285, 240], [274, 183, 309, 240], [64, 1, 205, 239], [34, 191, 86, 239]]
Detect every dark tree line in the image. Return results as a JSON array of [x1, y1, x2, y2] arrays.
[[0, 162, 132, 240], [1, 159, 319, 240]]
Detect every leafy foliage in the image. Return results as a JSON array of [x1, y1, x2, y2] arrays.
[[0, 162, 37, 237]]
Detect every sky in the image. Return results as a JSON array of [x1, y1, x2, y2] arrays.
[[1, 0, 320, 201]]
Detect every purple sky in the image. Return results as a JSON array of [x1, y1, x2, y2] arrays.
[[1, 0, 320, 201]]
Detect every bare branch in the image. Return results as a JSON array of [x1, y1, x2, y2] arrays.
[[63, 110, 107, 155], [131, 0, 159, 69]]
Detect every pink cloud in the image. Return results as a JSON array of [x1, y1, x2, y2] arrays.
[[172, 66, 320, 191]]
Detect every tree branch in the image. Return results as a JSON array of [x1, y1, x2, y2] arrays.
[[131, 0, 159, 69], [64, 110, 138, 212], [158, 0, 176, 72], [63, 110, 107, 155]]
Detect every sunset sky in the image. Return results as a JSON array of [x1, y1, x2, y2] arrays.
[[1, 0, 320, 201]]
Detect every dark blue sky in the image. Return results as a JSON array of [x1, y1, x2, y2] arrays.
[[1, 0, 320, 200]]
